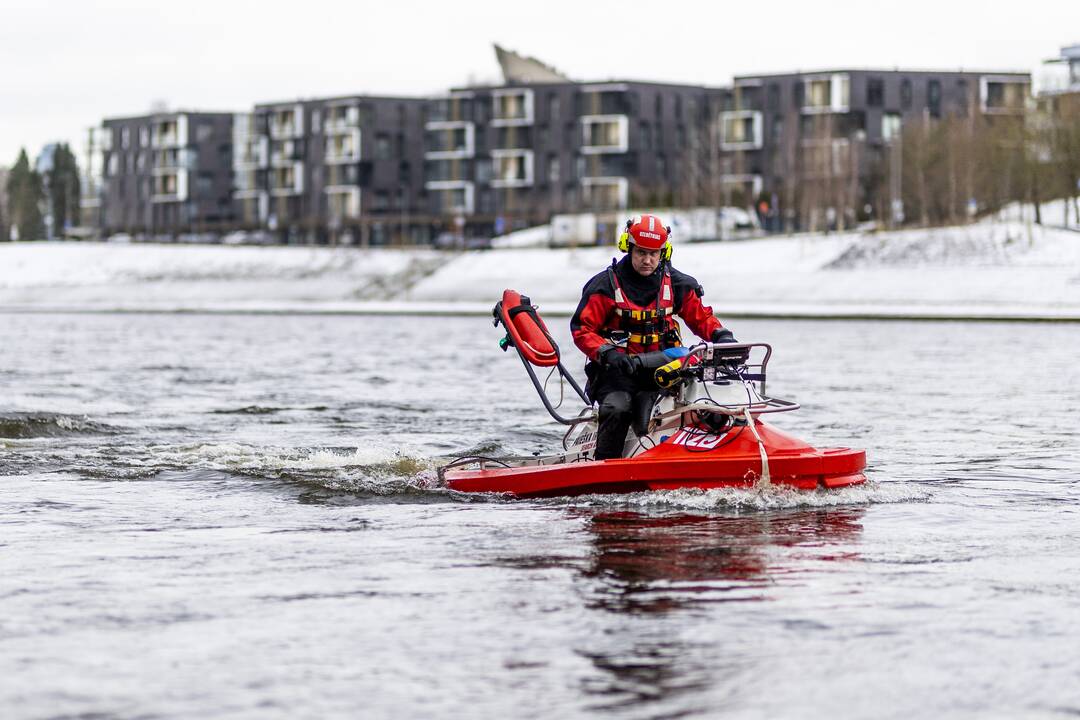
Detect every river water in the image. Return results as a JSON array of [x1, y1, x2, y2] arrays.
[[2, 312, 1078, 719]]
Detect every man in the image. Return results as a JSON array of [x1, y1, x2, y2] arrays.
[[571, 214, 736, 460]]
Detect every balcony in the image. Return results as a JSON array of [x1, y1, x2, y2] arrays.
[[325, 164, 359, 187], [151, 115, 188, 148], [235, 137, 268, 169], [425, 180, 474, 214], [151, 148, 196, 173], [579, 154, 633, 179], [269, 163, 304, 196], [490, 150, 533, 188], [492, 126, 533, 150], [579, 84, 632, 116], [719, 111, 763, 150], [801, 74, 850, 114], [324, 104, 360, 134], [233, 114, 268, 169], [325, 129, 361, 164], [151, 169, 188, 203], [270, 140, 303, 168], [491, 88, 534, 127], [326, 186, 361, 220], [424, 121, 475, 159], [425, 158, 471, 183], [581, 177, 628, 211], [980, 76, 1029, 114], [269, 105, 304, 140], [581, 115, 629, 154], [426, 93, 474, 123], [237, 193, 269, 224]]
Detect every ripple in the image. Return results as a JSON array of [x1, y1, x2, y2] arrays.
[[0, 412, 119, 439]]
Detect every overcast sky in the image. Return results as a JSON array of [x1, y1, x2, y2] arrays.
[[2, 0, 1078, 167]]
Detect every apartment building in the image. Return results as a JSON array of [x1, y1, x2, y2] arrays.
[[98, 112, 234, 236], [716, 69, 1030, 228], [423, 80, 716, 237], [234, 95, 428, 244], [1039, 43, 1080, 114]]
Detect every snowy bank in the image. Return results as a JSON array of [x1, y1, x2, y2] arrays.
[[1, 212, 1078, 320]]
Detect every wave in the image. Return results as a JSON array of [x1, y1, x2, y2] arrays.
[[134, 441, 442, 496], [542, 478, 929, 512], [0, 412, 119, 439]]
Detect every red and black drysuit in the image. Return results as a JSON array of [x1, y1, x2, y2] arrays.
[[570, 255, 726, 460]]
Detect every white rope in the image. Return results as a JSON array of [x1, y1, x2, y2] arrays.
[[743, 408, 771, 485]]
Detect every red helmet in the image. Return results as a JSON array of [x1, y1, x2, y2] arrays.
[[623, 214, 670, 252]]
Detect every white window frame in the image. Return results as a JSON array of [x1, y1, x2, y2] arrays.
[[424, 121, 475, 159], [719, 110, 763, 150], [979, 75, 1030, 115], [325, 128, 362, 164], [581, 115, 629, 154], [491, 88, 534, 127], [424, 180, 475, 214], [490, 149, 534, 188], [801, 73, 850, 114]]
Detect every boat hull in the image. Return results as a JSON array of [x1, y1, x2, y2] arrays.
[[444, 421, 866, 498]]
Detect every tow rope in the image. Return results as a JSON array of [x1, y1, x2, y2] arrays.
[[743, 408, 771, 485]]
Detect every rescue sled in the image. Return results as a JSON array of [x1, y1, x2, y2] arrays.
[[439, 289, 866, 498]]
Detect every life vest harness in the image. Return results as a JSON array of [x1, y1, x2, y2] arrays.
[[604, 263, 680, 349]]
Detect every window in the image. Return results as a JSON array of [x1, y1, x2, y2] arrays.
[[373, 191, 390, 210], [867, 77, 884, 107], [928, 80, 942, 118], [476, 159, 492, 183], [311, 110, 321, 134], [900, 79, 912, 110], [548, 94, 561, 122], [121, 127, 131, 149], [882, 113, 902, 141], [196, 123, 213, 143], [956, 79, 969, 116], [376, 133, 392, 159], [641, 122, 652, 150], [767, 83, 780, 111], [139, 127, 150, 147], [548, 154, 559, 183], [655, 94, 663, 119]]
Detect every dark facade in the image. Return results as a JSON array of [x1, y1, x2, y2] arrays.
[[88, 64, 1036, 243], [99, 112, 234, 236], [235, 95, 428, 244], [716, 70, 1030, 228], [423, 81, 717, 237]]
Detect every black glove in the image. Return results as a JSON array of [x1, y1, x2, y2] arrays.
[[711, 328, 737, 344], [599, 345, 636, 376]]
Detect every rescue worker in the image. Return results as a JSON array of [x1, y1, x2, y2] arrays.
[[571, 214, 736, 460]]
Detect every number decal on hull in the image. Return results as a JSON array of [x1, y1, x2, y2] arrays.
[[668, 428, 726, 450]]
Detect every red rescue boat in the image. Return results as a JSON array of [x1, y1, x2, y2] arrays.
[[439, 289, 866, 498]]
